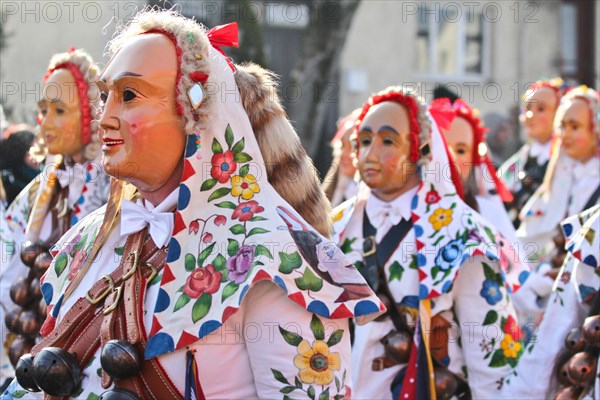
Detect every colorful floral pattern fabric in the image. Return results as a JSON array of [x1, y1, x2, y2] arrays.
[[503, 206, 600, 398], [40, 75, 382, 364]]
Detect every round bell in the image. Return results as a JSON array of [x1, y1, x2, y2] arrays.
[[551, 252, 566, 269], [32, 347, 82, 396], [8, 336, 34, 368], [434, 367, 459, 400], [10, 277, 33, 307], [555, 385, 583, 400], [556, 354, 573, 386], [564, 328, 587, 353], [99, 389, 141, 400], [38, 301, 48, 321], [33, 252, 52, 277], [19, 310, 41, 337], [20, 241, 48, 268], [100, 340, 142, 380], [567, 351, 597, 387], [29, 278, 43, 301], [582, 315, 600, 348], [15, 353, 40, 392], [5, 307, 23, 333], [380, 330, 412, 365], [552, 231, 566, 249]]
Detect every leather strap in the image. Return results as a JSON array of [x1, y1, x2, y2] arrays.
[[362, 211, 413, 333], [33, 228, 181, 399]]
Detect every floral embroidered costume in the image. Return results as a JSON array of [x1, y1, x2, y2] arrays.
[[3, 10, 381, 400], [431, 98, 552, 319], [0, 49, 109, 383], [333, 87, 526, 399], [505, 205, 600, 399]]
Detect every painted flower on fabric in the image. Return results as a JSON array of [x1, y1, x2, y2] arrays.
[[435, 239, 465, 271], [231, 174, 260, 200], [210, 150, 237, 183], [429, 208, 453, 230], [232, 200, 264, 222], [214, 215, 227, 226], [202, 232, 213, 243], [227, 245, 255, 283], [183, 265, 222, 298], [294, 340, 341, 385], [189, 220, 200, 235], [502, 315, 523, 342], [500, 333, 521, 359], [480, 279, 502, 305], [425, 189, 441, 205], [68, 249, 87, 281]]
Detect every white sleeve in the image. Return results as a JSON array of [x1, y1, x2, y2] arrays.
[[242, 281, 353, 400], [452, 256, 523, 399]]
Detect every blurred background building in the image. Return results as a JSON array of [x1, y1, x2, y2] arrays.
[[1, 0, 598, 171]]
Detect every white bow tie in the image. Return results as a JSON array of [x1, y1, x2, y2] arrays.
[[120, 200, 174, 248], [369, 204, 404, 229], [56, 164, 87, 188]]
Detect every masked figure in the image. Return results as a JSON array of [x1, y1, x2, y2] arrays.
[[433, 98, 553, 319], [499, 78, 568, 228], [3, 10, 381, 399], [322, 109, 361, 208], [505, 205, 599, 399], [1, 49, 109, 383], [333, 87, 528, 399], [518, 86, 600, 262]]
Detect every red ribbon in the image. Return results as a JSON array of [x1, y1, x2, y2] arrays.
[[428, 98, 456, 132], [207, 22, 239, 71]]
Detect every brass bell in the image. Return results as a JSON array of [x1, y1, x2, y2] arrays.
[[32, 347, 82, 396], [37, 301, 48, 321], [567, 351, 597, 387], [15, 353, 40, 392], [552, 230, 566, 249], [8, 336, 34, 368], [551, 252, 566, 269], [582, 315, 600, 348], [380, 330, 412, 365], [30, 278, 43, 301], [556, 353, 573, 387], [564, 328, 587, 354], [20, 241, 48, 268], [555, 385, 583, 400], [10, 277, 33, 307], [99, 389, 141, 400], [19, 310, 40, 337], [5, 307, 23, 333], [434, 366, 459, 400], [33, 252, 52, 277], [100, 340, 142, 380]]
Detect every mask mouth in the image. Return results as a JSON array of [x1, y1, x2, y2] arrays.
[[102, 137, 125, 148]]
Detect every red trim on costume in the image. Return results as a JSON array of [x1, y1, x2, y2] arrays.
[[527, 79, 568, 107], [44, 61, 93, 145]]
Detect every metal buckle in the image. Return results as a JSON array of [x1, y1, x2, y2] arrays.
[[362, 236, 377, 257], [122, 251, 139, 281], [145, 263, 157, 285], [102, 285, 123, 315], [85, 275, 114, 305]]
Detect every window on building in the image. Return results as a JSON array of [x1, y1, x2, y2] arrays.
[[415, 6, 488, 79]]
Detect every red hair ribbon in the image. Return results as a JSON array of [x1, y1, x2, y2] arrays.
[[207, 22, 239, 71], [436, 98, 513, 202], [428, 98, 456, 132]]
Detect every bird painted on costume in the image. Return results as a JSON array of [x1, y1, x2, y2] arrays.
[[276, 206, 372, 302]]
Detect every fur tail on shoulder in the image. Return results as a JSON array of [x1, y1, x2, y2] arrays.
[[234, 62, 332, 238]]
